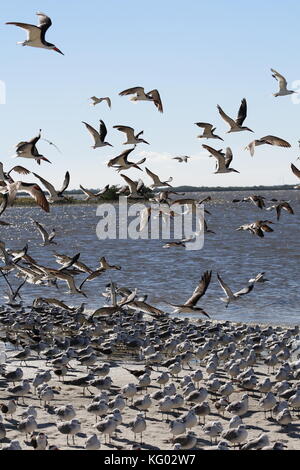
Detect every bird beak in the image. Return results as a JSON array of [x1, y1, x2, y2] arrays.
[[53, 47, 64, 55], [41, 157, 52, 164]]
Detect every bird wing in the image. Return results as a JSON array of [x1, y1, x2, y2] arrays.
[[217, 105, 236, 128], [235, 98, 247, 126], [184, 270, 212, 306], [32, 219, 49, 242], [120, 174, 137, 192], [291, 163, 300, 179], [8, 165, 30, 176], [145, 167, 160, 184], [6, 22, 41, 42], [108, 148, 135, 167], [99, 120, 108, 142], [281, 201, 294, 215], [119, 87, 145, 97], [195, 122, 214, 131], [139, 207, 151, 232], [59, 171, 70, 194], [147, 89, 163, 113], [113, 126, 135, 140], [79, 185, 94, 197], [271, 68, 288, 91], [82, 122, 100, 145], [217, 273, 235, 299], [0, 193, 8, 217], [259, 135, 291, 148], [20, 183, 50, 212], [102, 97, 111, 108], [202, 145, 225, 171], [32, 172, 57, 198], [225, 147, 233, 168], [234, 284, 254, 297]]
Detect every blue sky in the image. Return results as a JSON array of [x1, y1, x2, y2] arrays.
[[1, 0, 300, 189]]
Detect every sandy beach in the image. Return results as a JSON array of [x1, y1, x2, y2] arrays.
[[0, 310, 299, 451]]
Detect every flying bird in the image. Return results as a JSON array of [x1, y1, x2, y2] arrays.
[[172, 156, 190, 163], [145, 167, 173, 188], [90, 96, 111, 108], [266, 201, 294, 220], [236, 220, 274, 238], [271, 69, 295, 97], [202, 145, 239, 174], [217, 273, 254, 307], [30, 219, 57, 246], [14, 130, 51, 165], [245, 135, 291, 156], [119, 87, 163, 113], [164, 270, 212, 317], [2, 181, 50, 212], [79, 184, 110, 201], [6, 12, 63, 54], [82, 120, 112, 149], [291, 163, 300, 180], [217, 98, 253, 133], [113, 126, 149, 145], [32, 171, 70, 202], [107, 148, 146, 172], [195, 123, 223, 141]]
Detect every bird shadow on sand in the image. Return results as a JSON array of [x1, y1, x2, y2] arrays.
[[112, 436, 160, 450]]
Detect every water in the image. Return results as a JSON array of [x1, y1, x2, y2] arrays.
[[1, 189, 300, 325]]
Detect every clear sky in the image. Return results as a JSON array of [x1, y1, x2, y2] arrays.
[[2, 0, 300, 189]]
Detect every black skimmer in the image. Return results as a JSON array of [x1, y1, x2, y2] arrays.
[[217, 98, 253, 133], [145, 167, 173, 188], [217, 273, 254, 307], [14, 130, 51, 164], [266, 201, 294, 220], [245, 135, 291, 156], [107, 148, 146, 172], [90, 96, 111, 108], [248, 272, 269, 284], [82, 120, 112, 149], [30, 219, 57, 245], [236, 220, 274, 238], [202, 145, 239, 174], [32, 171, 70, 202], [119, 86, 163, 113], [271, 68, 295, 97], [172, 156, 190, 163], [232, 195, 266, 209], [6, 12, 63, 54], [79, 184, 110, 201], [120, 174, 145, 198], [2, 181, 50, 212], [0, 162, 30, 182], [195, 122, 223, 140], [164, 270, 212, 317], [291, 163, 300, 180], [113, 125, 149, 145]]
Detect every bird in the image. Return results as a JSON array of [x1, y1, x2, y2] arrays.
[[195, 122, 223, 140], [32, 171, 70, 202], [6, 12, 64, 54], [31, 219, 56, 245], [113, 125, 149, 145], [217, 98, 253, 133], [245, 135, 291, 156], [202, 145, 239, 174], [266, 201, 294, 220], [236, 220, 274, 238], [90, 96, 111, 108], [1, 181, 50, 212], [85, 433, 101, 450], [57, 419, 81, 445], [172, 156, 190, 163], [82, 120, 112, 148], [107, 148, 146, 172], [221, 425, 248, 448], [217, 273, 254, 307], [79, 184, 110, 201], [173, 432, 197, 450], [30, 432, 48, 450], [13, 130, 51, 164], [248, 272, 269, 284], [145, 167, 173, 188], [271, 68, 295, 97], [119, 174, 145, 198], [291, 163, 300, 180], [119, 86, 163, 112], [233, 195, 266, 209], [164, 270, 212, 317]]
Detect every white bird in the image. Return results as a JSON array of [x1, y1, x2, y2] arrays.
[[113, 125, 149, 145], [130, 413, 147, 444], [169, 419, 186, 440], [217, 273, 254, 307], [271, 68, 295, 97], [119, 86, 163, 113], [85, 433, 101, 450], [248, 272, 269, 284], [55, 404, 76, 421], [241, 433, 270, 450], [203, 421, 223, 444], [6, 12, 64, 54], [221, 424, 248, 448], [259, 392, 277, 417], [82, 120, 113, 148], [226, 394, 249, 416], [57, 419, 81, 446], [217, 98, 253, 133], [202, 145, 239, 174], [90, 96, 111, 108], [173, 432, 197, 450]]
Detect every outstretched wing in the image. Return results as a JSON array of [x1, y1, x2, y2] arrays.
[[217, 273, 235, 299], [217, 105, 236, 128], [184, 270, 212, 306], [99, 120, 108, 142], [147, 89, 163, 113], [82, 121, 100, 144], [291, 163, 300, 179], [236, 98, 247, 126], [59, 171, 70, 194], [234, 284, 254, 297]]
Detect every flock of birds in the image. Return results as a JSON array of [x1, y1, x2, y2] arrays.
[[0, 11, 299, 451]]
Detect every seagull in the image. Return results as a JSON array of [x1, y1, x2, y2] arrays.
[[13, 130, 51, 165], [271, 68, 295, 97], [245, 135, 291, 156], [266, 201, 294, 220], [145, 167, 173, 188], [82, 120, 112, 149], [6, 12, 64, 54], [217, 98, 253, 133], [79, 184, 110, 201], [119, 87, 163, 113], [2, 181, 50, 212], [90, 96, 111, 108], [107, 148, 146, 172], [32, 171, 70, 202], [172, 156, 190, 163], [195, 122, 223, 140], [30, 219, 57, 245], [164, 270, 212, 317], [217, 273, 254, 307], [113, 125, 149, 145], [202, 145, 239, 174]]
